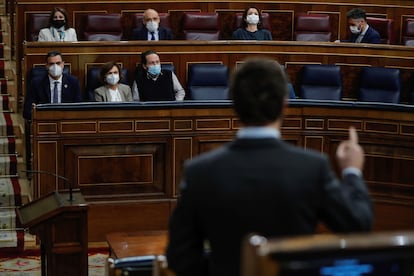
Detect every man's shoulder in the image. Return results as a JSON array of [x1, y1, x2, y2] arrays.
[[367, 26, 381, 38], [159, 26, 172, 33], [63, 73, 79, 82], [132, 26, 146, 38]]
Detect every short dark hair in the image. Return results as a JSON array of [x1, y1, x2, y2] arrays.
[[141, 50, 158, 66], [46, 50, 62, 61], [49, 7, 70, 29], [240, 6, 264, 29], [346, 8, 367, 21], [230, 57, 288, 126], [99, 61, 124, 84]]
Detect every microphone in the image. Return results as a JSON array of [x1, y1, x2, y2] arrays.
[[20, 170, 75, 202]]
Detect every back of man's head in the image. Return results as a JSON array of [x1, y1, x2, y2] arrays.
[[230, 57, 288, 126], [347, 8, 367, 21]]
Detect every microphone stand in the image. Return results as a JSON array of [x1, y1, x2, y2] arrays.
[[20, 170, 75, 202]]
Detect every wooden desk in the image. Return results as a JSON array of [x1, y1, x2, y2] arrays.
[[106, 231, 168, 259]]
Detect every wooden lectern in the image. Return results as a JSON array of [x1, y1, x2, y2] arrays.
[[17, 189, 88, 276]]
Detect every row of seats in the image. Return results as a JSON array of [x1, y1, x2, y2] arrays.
[[299, 65, 404, 103], [28, 12, 259, 41], [26, 11, 411, 43], [27, 63, 412, 103]]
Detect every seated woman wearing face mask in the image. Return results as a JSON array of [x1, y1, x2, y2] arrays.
[[38, 7, 78, 42], [232, 7, 272, 40], [94, 61, 132, 102]]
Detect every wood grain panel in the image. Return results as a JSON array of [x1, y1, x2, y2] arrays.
[[61, 121, 97, 134]]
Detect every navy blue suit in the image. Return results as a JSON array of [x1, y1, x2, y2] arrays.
[[348, 26, 381, 44], [167, 137, 373, 276], [131, 26, 173, 40], [23, 73, 82, 120]]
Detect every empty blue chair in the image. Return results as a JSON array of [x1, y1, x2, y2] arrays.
[[86, 67, 129, 101], [188, 64, 229, 100], [299, 64, 342, 100], [359, 67, 401, 103]]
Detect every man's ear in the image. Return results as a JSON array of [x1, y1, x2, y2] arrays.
[[282, 96, 289, 114]]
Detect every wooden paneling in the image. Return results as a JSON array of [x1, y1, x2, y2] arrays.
[[23, 41, 414, 104], [32, 101, 414, 241]]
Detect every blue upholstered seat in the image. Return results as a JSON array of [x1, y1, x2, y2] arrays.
[[359, 67, 401, 103], [187, 64, 229, 100], [161, 63, 175, 73], [299, 64, 342, 100]]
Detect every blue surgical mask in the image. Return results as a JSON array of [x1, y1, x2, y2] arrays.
[[147, 64, 161, 76]]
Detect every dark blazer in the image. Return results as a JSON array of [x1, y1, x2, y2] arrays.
[[131, 26, 173, 40], [166, 138, 373, 276], [349, 26, 381, 44], [23, 73, 82, 120]]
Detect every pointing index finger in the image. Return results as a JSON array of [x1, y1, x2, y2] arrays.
[[349, 126, 358, 144]]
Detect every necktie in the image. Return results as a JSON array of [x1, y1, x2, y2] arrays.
[[52, 81, 59, 103], [59, 31, 64, 41], [150, 32, 155, 40], [355, 34, 364, 43]]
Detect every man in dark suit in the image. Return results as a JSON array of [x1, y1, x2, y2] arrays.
[[166, 58, 373, 276], [346, 8, 381, 44], [23, 50, 82, 120], [131, 9, 173, 41]]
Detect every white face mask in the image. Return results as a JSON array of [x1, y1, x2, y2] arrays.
[[146, 21, 159, 33], [246, 14, 260, 25], [106, 73, 120, 85], [349, 25, 361, 34], [48, 64, 63, 77]]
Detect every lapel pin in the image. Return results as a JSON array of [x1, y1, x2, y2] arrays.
[[64, 84, 68, 88]]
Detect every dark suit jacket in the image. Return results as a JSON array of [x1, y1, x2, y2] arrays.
[[166, 137, 373, 276], [131, 26, 173, 40], [349, 26, 381, 44], [23, 73, 82, 120]]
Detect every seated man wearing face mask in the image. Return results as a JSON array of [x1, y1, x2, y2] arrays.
[[23, 50, 82, 120], [131, 9, 173, 41], [342, 8, 381, 44], [132, 50, 185, 101]]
